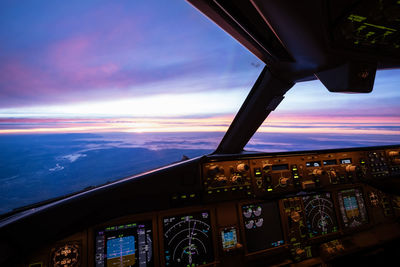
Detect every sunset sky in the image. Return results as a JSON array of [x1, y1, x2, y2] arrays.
[[0, 0, 399, 137]]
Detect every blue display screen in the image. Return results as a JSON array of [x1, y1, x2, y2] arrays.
[[221, 228, 237, 249], [107, 236, 135, 259]]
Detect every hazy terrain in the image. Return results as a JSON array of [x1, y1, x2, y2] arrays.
[[1, 132, 399, 214]]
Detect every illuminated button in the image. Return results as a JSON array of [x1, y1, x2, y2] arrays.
[[190, 194, 195, 198], [207, 190, 212, 194], [267, 188, 273, 192], [181, 195, 187, 199]]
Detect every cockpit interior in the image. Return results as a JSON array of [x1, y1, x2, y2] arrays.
[[1, 0, 400, 266]]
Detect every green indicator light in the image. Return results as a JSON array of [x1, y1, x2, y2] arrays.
[[232, 187, 236, 191], [207, 190, 212, 194], [348, 14, 366, 22], [216, 189, 220, 193], [255, 171, 261, 176], [189, 193, 195, 198], [239, 186, 243, 190], [363, 23, 396, 31], [294, 175, 299, 179], [247, 191, 252, 195], [172, 196, 178, 200], [384, 31, 394, 36], [224, 188, 228, 192], [267, 188, 273, 192], [357, 25, 367, 31], [181, 195, 187, 199]]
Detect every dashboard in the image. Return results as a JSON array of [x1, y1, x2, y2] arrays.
[[15, 145, 400, 267]]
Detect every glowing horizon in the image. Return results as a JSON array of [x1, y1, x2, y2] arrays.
[[1, 113, 399, 135]]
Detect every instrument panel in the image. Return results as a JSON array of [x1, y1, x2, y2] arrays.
[[22, 146, 400, 267]]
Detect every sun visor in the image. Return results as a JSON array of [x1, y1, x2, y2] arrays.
[[315, 61, 377, 93]]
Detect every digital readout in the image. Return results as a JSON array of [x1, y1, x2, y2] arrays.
[[340, 158, 352, 164], [306, 161, 321, 167], [323, 159, 337, 166], [272, 164, 289, 171]]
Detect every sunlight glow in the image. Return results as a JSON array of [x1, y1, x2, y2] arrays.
[[1, 115, 399, 135]]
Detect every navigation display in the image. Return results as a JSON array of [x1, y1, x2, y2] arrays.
[[338, 188, 368, 228], [302, 193, 338, 238], [163, 211, 214, 266], [241, 201, 284, 253], [95, 221, 153, 267]]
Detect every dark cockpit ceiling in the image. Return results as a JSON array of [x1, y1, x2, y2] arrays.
[[188, 0, 400, 82]]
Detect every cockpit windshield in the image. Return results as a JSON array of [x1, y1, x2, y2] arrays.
[[247, 70, 400, 152], [0, 0, 399, 216], [0, 0, 260, 214]]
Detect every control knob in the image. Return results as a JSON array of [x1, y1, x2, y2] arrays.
[[312, 169, 325, 176], [346, 165, 358, 172], [216, 175, 228, 183], [295, 248, 305, 256], [290, 211, 301, 222], [207, 165, 222, 176], [231, 174, 242, 184], [279, 177, 290, 186], [262, 163, 272, 171], [237, 163, 249, 172]]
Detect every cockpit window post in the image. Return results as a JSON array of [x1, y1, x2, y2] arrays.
[[214, 66, 294, 154]]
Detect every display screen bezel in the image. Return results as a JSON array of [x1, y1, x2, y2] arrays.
[[158, 207, 218, 267], [337, 187, 369, 230], [91, 212, 158, 267], [239, 200, 286, 256]]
